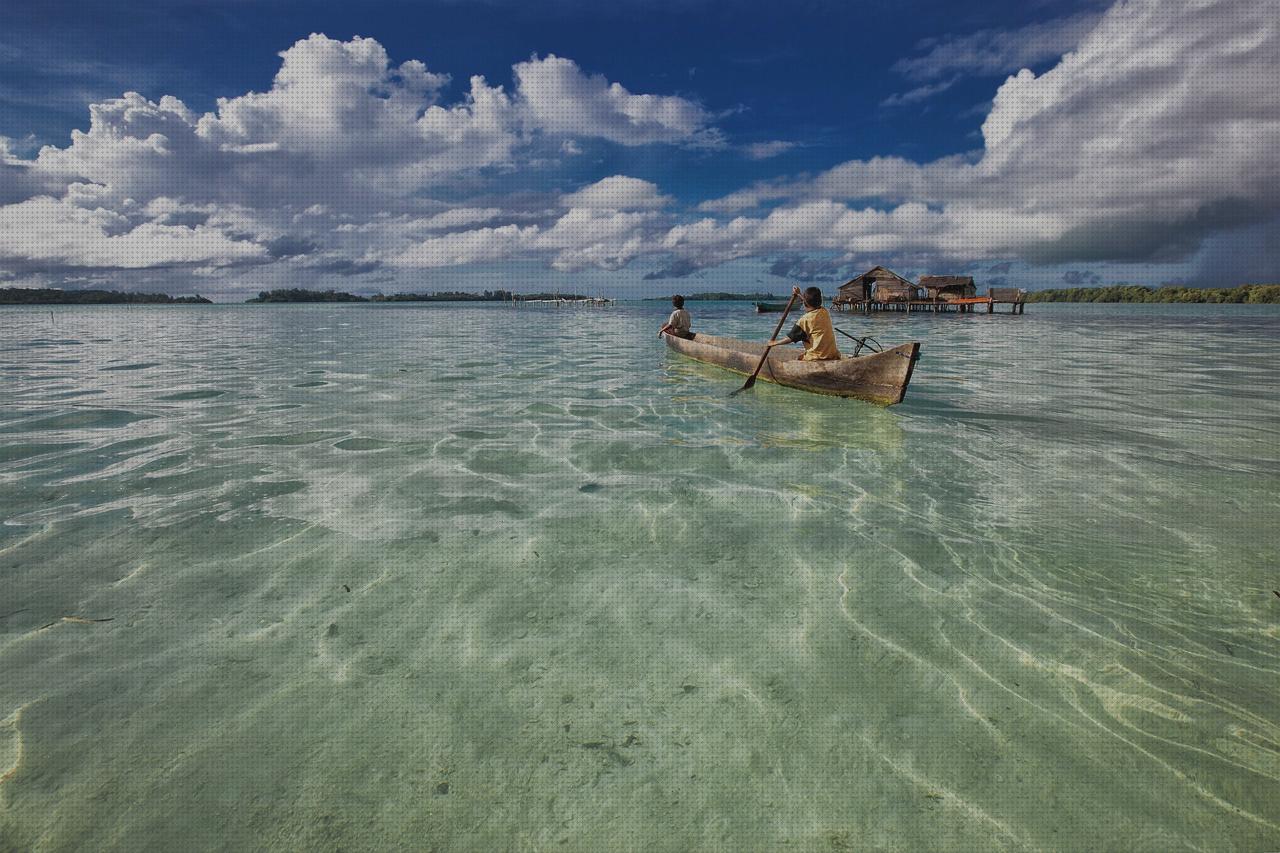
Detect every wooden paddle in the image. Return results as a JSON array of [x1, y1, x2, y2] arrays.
[[733, 289, 799, 395]]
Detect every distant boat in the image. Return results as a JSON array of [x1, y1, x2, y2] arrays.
[[663, 332, 920, 405], [753, 302, 785, 313]]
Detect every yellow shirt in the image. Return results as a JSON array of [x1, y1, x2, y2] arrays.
[[793, 307, 841, 361]]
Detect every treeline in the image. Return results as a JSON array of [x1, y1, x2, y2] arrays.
[[687, 291, 784, 301], [0, 288, 211, 304], [1027, 284, 1280, 304], [371, 290, 518, 302], [246, 288, 546, 303], [247, 289, 367, 302], [643, 292, 783, 301], [375, 290, 594, 301]]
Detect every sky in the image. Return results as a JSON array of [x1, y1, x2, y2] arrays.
[[1, 0, 1278, 299]]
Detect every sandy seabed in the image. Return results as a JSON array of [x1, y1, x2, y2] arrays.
[[2, 301, 1278, 851]]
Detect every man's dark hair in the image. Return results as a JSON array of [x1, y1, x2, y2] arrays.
[[803, 287, 822, 308], [672, 294, 685, 308]]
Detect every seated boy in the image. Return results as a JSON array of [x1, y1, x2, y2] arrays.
[[764, 286, 841, 360], [657, 294, 695, 339]]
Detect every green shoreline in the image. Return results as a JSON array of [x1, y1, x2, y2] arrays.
[[1026, 283, 1280, 303], [5, 283, 1280, 305], [0, 288, 212, 305], [639, 292, 785, 302]]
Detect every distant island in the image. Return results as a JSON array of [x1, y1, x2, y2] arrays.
[[247, 288, 368, 302], [246, 288, 593, 303], [1027, 284, 1280, 304], [0, 288, 211, 304], [642, 292, 785, 301], [13, 283, 1277, 307], [371, 290, 517, 302]]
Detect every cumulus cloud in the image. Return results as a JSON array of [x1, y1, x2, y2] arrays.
[[537, 207, 654, 271], [656, 199, 1039, 275], [0, 34, 721, 282], [414, 208, 507, 231], [198, 36, 450, 160], [389, 205, 660, 272], [0, 195, 265, 268], [514, 55, 723, 148], [690, 0, 1280, 268], [561, 176, 672, 210], [1, 136, 59, 204], [2, 1, 1278, 291], [391, 223, 537, 269]]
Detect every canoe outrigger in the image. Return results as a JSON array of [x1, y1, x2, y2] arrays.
[[662, 331, 920, 405]]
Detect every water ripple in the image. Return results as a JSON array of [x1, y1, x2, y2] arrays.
[[0, 302, 1277, 850]]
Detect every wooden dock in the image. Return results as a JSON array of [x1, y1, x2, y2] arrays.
[[834, 290, 1026, 315]]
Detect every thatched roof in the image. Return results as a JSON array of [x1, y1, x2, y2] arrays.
[[838, 265, 916, 293], [919, 275, 974, 288], [874, 281, 920, 301]]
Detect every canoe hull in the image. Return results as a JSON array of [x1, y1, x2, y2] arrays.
[[663, 332, 920, 405]]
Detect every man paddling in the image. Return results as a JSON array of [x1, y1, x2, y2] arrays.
[[657, 294, 695, 339], [764, 286, 841, 360]]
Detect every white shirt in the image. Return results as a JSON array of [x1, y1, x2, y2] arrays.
[[667, 308, 691, 331]]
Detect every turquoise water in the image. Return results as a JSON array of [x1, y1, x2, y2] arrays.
[[1, 301, 1278, 851]]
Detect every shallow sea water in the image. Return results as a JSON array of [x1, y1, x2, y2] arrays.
[[1, 301, 1278, 851]]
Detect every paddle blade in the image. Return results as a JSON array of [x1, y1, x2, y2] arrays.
[[731, 377, 756, 395]]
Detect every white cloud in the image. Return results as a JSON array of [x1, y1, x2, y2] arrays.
[[392, 223, 537, 268], [1, 136, 60, 204], [691, 0, 1280, 266], [0, 195, 266, 268], [2, 2, 1278, 290], [743, 140, 797, 160], [388, 205, 659, 272], [696, 179, 795, 215], [0, 35, 727, 280], [657, 199, 1054, 272], [415, 207, 506, 231], [893, 11, 1105, 81], [514, 54, 723, 148], [561, 175, 672, 210], [197, 35, 450, 162], [536, 207, 655, 271], [880, 78, 957, 107], [412, 74, 523, 182]]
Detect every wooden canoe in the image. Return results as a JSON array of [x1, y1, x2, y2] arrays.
[[753, 302, 785, 313], [663, 332, 920, 405]]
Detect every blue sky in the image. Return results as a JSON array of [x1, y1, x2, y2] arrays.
[[1, 0, 1277, 298]]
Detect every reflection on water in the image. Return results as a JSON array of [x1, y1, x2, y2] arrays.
[[1, 302, 1278, 851]]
